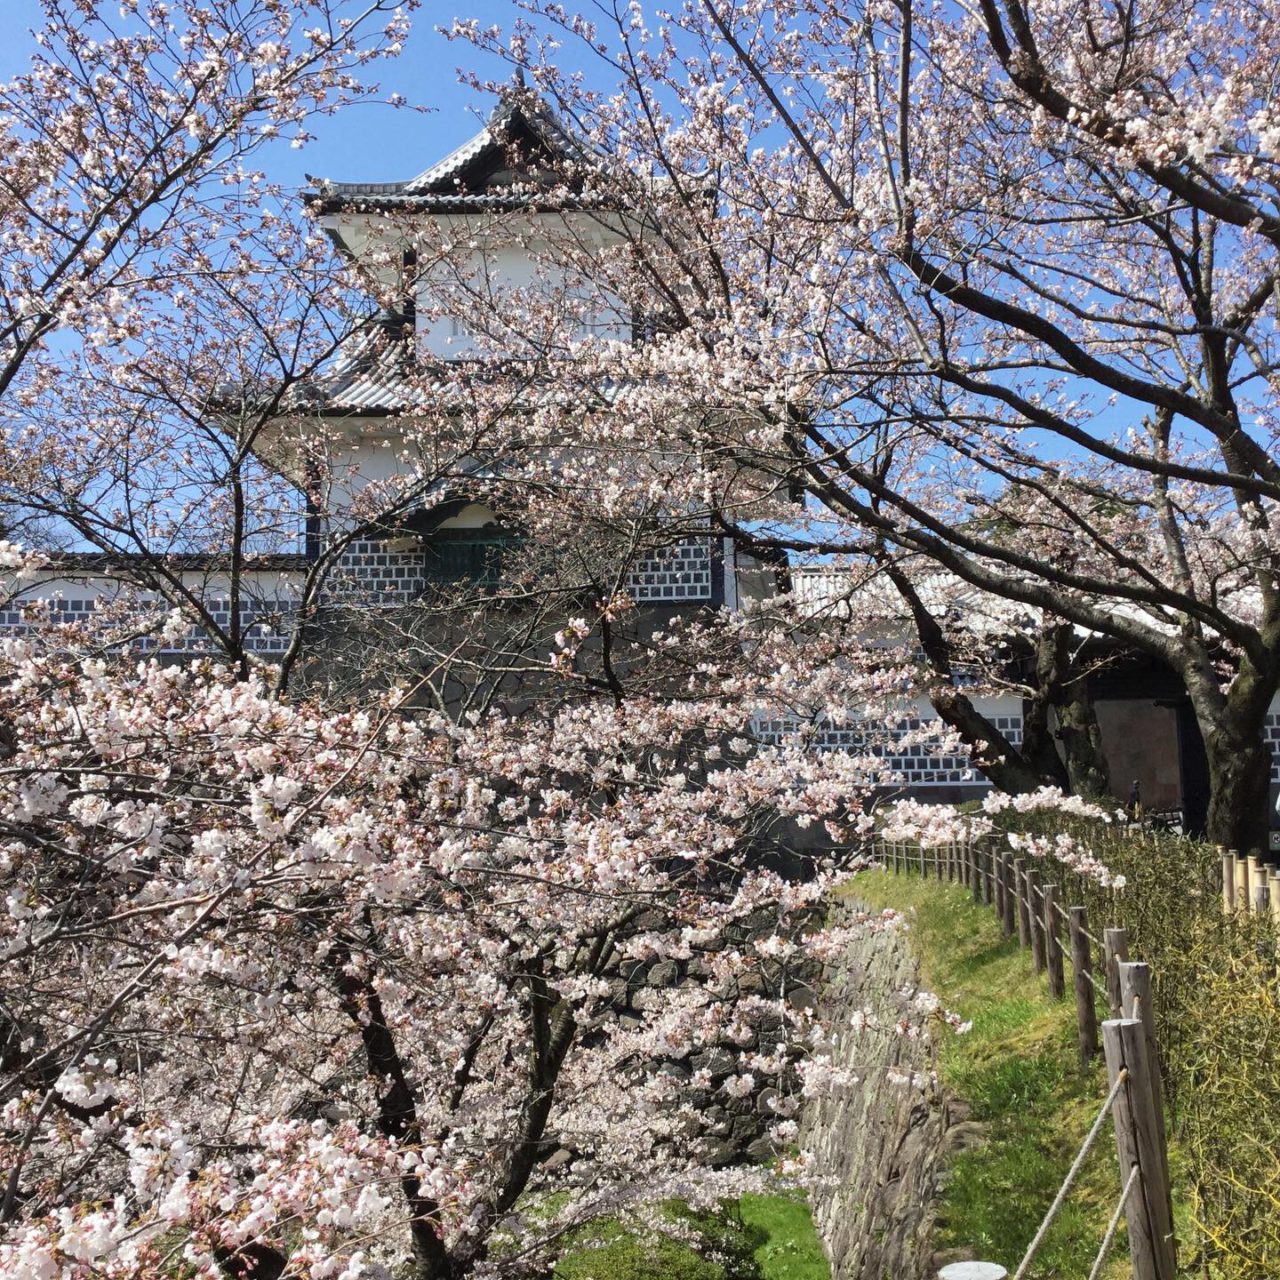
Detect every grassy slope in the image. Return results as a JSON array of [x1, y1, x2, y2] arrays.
[[739, 1192, 830, 1280], [551, 1194, 829, 1280], [849, 867, 1193, 1279]]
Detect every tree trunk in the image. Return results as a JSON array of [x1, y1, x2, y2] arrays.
[[1202, 722, 1272, 854], [1034, 624, 1111, 799], [929, 681, 1051, 793], [1054, 691, 1112, 800], [1019, 677, 1072, 793], [1184, 653, 1276, 854]]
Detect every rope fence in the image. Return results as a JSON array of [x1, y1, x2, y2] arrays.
[[1010, 1067, 1128, 1280], [874, 832, 1177, 1280]]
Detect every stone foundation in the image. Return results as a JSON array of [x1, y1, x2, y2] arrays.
[[799, 904, 958, 1280]]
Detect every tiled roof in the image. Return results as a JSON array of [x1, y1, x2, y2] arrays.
[[405, 97, 588, 192], [289, 311, 631, 416], [295, 310, 419, 414], [306, 96, 599, 215], [38, 551, 311, 573]]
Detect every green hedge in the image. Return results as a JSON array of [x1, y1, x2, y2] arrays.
[[981, 814, 1280, 1279]]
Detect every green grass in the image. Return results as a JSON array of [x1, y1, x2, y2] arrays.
[[848, 867, 1194, 1279], [551, 1194, 830, 1280], [552, 1203, 754, 1280], [739, 1192, 830, 1280]]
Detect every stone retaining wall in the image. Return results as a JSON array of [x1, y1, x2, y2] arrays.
[[799, 905, 960, 1280]]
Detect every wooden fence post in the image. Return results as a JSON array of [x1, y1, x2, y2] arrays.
[[1256, 882, 1270, 914], [1029, 870, 1047, 973], [1119, 961, 1173, 1236], [1070, 906, 1099, 1062], [1103, 1019, 1177, 1280], [918, 840, 926, 878], [1221, 847, 1236, 913], [1104, 927, 1129, 1020], [1001, 853, 1016, 937], [1043, 883, 1064, 998], [971, 843, 982, 904], [1015, 858, 1030, 948], [982, 841, 994, 907]]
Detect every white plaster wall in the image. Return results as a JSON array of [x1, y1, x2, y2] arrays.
[[320, 207, 631, 360], [415, 237, 630, 359]]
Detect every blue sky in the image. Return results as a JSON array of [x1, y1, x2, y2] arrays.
[[0, 1, 546, 194]]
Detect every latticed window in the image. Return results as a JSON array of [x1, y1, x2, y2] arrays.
[[422, 532, 514, 588]]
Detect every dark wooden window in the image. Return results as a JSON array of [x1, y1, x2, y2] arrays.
[[422, 531, 514, 588]]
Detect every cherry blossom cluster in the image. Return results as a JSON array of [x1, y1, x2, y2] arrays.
[[0, 606, 947, 1278], [982, 787, 1120, 824], [1005, 831, 1126, 890], [876, 798, 992, 848]]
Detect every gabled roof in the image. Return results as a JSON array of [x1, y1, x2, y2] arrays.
[[281, 308, 633, 418], [296, 307, 418, 415], [305, 95, 607, 215]]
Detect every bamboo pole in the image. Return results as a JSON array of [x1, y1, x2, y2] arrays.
[[1237, 853, 1252, 913], [1103, 1019, 1177, 1280], [1070, 906, 1099, 1062], [1221, 847, 1236, 913]]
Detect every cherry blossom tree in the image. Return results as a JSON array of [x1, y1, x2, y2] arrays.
[[803, 551, 1114, 797], [447, 0, 1280, 852], [0, 0, 444, 684], [0, 0, 414, 396], [0, 557, 948, 1279]]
